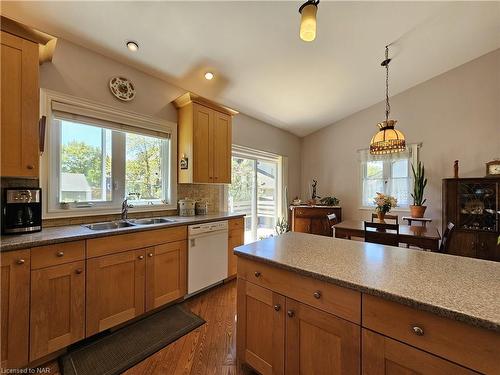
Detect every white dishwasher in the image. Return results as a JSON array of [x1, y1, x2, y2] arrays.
[[187, 220, 228, 295]]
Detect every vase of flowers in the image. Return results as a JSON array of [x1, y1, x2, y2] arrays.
[[374, 192, 398, 221]]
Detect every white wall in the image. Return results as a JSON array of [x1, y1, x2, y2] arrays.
[[301, 49, 500, 230], [40, 38, 302, 207]]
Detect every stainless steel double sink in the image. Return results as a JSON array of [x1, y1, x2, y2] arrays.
[[84, 217, 175, 231]]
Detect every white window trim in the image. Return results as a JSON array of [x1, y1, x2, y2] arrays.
[[40, 89, 178, 219], [357, 143, 420, 212]]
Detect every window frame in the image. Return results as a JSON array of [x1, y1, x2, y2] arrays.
[[358, 144, 420, 211], [40, 89, 178, 218]]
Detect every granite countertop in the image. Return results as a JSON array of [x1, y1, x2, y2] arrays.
[[0, 212, 245, 252], [234, 232, 500, 332]]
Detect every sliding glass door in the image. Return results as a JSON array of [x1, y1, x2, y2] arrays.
[[229, 149, 280, 243]]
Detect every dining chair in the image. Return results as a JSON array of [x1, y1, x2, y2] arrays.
[[439, 222, 455, 253], [371, 213, 399, 224], [327, 213, 338, 237], [364, 221, 400, 247]]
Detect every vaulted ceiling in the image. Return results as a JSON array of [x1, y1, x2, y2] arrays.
[[2, 1, 499, 136]]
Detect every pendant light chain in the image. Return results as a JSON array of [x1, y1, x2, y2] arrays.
[[385, 45, 391, 122]]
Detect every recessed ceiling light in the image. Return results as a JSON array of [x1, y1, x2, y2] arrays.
[[204, 72, 214, 80], [126, 41, 139, 52]]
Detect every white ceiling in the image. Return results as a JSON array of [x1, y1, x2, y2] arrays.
[[2, 1, 499, 136]]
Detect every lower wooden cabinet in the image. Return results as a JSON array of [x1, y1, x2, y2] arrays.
[[1, 249, 30, 369], [362, 329, 478, 375], [237, 279, 285, 375], [30, 261, 85, 361], [286, 299, 360, 375], [86, 248, 146, 336], [228, 222, 244, 277], [291, 206, 342, 237], [146, 240, 187, 311], [237, 279, 360, 375]]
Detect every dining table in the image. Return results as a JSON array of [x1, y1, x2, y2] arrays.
[[333, 220, 441, 251]]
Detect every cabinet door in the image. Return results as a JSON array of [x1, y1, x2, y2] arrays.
[[30, 261, 85, 361], [1, 249, 30, 369], [228, 228, 244, 277], [476, 232, 500, 261], [237, 280, 285, 375], [146, 241, 187, 311], [293, 217, 311, 233], [362, 329, 478, 375], [447, 231, 477, 258], [212, 111, 231, 183], [0, 32, 39, 177], [285, 298, 360, 375], [86, 249, 145, 336], [192, 103, 212, 183]]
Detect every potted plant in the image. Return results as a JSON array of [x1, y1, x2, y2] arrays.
[[374, 192, 398, 221], [410, 161, 428, 218]]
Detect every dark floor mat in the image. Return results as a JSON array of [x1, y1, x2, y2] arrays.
[[59, 304, 205, 375]]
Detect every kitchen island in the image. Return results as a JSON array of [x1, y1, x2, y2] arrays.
[[235, 232, 500, 374]]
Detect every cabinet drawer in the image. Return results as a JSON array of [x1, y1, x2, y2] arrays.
[[229, 217, 244, 231], [87, 226, 187, 258], [237, 257, 360, 324], [31, 241, 85, 269], [362, 294, 500, 374]]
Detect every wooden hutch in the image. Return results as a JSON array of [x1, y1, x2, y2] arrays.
[[442, 177, 500, 261], [290, 205, 342, 237]]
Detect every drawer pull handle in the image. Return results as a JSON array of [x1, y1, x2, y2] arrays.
[[254, 271, 261, 278], [148, 253, 153, 257], [16, 259, 25, 265], [138, 255, 144, 260], [274, 304, 281, 311], [287, 310, 295, 318], [412, 326, 424, 336], [57, 251, 64, 257], [27, 165, 34, 170], [75, 269, 83, 274], [313, 291, 322, 299]]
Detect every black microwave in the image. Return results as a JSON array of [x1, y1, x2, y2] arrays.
[[2, 188, 42, 234]]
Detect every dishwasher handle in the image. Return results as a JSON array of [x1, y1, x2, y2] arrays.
[[190, 238, 196, 247]]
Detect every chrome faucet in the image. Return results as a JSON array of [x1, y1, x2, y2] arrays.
[[121, 198, 131, 220]]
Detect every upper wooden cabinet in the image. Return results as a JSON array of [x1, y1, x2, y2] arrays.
[[0, 31, 39, 178], [173, 93, 237, 184], [1, 249, 30, 369]]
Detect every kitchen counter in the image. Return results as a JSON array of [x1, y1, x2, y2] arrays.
[[234, 232, 500, 332], [0, 212, 245, 252]]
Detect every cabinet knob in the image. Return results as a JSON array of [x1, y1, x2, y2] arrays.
[[254, 271, 261, 278], [313, 290, 322, 299], [138, 255, 144, 260], [16, 259, 25, 265], [148, 253, 153, 257], [75, 269, 83, 274], [27, 165, 34, 170], [56, 251, 64, 257], [287, 310, 295, 318], [412, 326, 424, 336], [274, 304, 281, 311]]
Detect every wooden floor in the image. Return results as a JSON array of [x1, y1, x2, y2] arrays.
[[44, 280, 255, 375]]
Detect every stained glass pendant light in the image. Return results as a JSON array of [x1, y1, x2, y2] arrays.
[[370, 45, 406, 155]]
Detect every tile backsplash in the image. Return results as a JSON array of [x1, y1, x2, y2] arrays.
[[177, 183, 224, 213], [41, 183, 225, 227]]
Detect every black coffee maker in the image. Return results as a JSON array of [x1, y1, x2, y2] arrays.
[[2, 188, 42, 234]]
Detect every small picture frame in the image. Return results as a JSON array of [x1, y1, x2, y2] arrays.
[[180, 156, 189, 170]]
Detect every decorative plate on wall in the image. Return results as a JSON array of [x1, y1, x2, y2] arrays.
[[109, 76, 136, 101]]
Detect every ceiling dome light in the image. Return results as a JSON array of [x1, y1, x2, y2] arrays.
[[299, 0, 319, 42], [204, 72, 214, 80], [370, 45, 406, 155], [126, 41, 139, 52]]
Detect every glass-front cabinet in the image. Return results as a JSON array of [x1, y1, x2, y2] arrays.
[[443, 177, 500, 262], [458, 181, 498, 232]]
